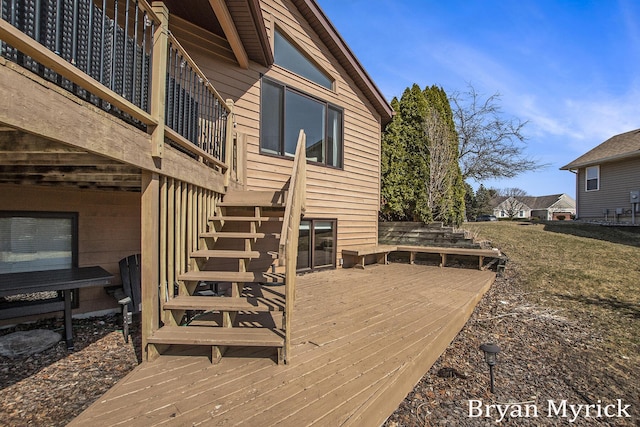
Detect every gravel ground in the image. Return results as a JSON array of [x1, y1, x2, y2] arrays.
[[0, 265, 638, 426]]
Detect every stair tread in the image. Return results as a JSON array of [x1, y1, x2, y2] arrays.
[[209, 216, 283, 222], [179, 271, 267, 282], [148, 325, 284, 347], [200, 232, 280, 239], [190, 250, 261, 259], [218, 201, 285, 208], [164, 295, 283, 312]]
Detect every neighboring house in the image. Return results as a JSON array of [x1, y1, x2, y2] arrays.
[[0, 0, 392, 361], [492, 194, 576, 220], [561, 129, 640, 223]]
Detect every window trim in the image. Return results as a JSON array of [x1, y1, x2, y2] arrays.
[[260, 77, 344, 169], [585, 165, 600, 192]]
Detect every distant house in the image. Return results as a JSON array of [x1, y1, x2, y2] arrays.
[[492, 194, 576, 220], [561, 129, 640, 223]]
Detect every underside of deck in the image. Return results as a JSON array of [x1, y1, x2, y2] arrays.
[[70, 263, 495, 426]]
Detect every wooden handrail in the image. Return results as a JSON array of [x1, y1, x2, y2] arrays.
[[281, 130, 307, 362]]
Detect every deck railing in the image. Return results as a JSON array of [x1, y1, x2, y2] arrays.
[[0, 0, 232, 174], [279, 129, 307, 361], [164, 34, 229, 169]]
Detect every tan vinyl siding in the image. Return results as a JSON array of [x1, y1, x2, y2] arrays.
[[0, 184, 140, 320], [170, 0, 383, 265], [577, 157, 640, 222]]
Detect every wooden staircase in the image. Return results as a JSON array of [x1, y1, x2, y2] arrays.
[[147, 131, 307, 365], [148, 189, 289, 363]]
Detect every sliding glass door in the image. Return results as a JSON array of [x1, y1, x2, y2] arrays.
[[297, 219, 336, 272]]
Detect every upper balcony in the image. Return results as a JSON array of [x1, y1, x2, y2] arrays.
[[0, 0, 238, 187]]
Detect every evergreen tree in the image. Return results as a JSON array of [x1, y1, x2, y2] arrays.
[[381, 84, 466, 226], [474, 184, 497, 216]]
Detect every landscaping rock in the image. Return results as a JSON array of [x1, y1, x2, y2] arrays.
[[0, 329, 61, 357]]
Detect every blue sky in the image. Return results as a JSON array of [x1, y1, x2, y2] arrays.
[[316, 0, 640, 198]]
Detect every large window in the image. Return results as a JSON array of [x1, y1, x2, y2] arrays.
[[261, 79, 343, 168], [586, 166, 599, 191], [297, 219, 336, 272], [274, 29, 333, 89]]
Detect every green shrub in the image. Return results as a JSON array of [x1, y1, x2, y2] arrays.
[[557, 215, 566, 221]]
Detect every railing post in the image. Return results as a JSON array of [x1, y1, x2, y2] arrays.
[[150, 2, 169, 159], [224, 98, 235, 187]]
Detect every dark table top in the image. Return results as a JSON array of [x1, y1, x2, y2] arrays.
[[0, 266, 113, 297]]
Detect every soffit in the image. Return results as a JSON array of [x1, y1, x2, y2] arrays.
[[163, 0, 272, 67]]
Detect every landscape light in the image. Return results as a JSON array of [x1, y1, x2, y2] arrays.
[[480, 342, 501, 393]]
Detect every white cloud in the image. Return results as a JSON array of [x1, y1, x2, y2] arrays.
[[513, 84, 640, 153]]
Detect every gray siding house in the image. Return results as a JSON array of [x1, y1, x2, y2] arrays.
[[561, 129, 640, 223]]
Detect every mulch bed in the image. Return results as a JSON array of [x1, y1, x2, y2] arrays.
[[0, 315, 141, 427], [0, 265, 637, 426]]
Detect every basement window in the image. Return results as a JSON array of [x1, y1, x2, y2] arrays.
[[0, 212, 79, 306], [586, 166, 599, 191]]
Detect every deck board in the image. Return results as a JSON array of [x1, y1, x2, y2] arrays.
[[70, 263, 494, 426]]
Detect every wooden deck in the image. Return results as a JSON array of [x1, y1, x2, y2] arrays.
[[70, 263, 494, 426]]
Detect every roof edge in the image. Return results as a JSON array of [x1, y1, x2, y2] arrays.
[[247, 0, 274, 66], [560, 150, 640, 170]]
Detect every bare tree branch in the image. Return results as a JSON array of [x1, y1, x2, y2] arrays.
[[450, 84, 548, 181]]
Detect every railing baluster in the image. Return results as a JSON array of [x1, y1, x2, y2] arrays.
[[140, 9, 147, 110], [34, 0, 40, 49], [54, 0, 61, 55], [131, 0, 138, 105], [10, 0, 16, 29], [71, 0, 78, 65], [86, 0, 93, 77], [123, 0, 129, 98], [99, 0, 105, 83], [147, 17, 153, 111], [171, 47, 178, 131], [110, 0, 117, 92], [187, 62, 193, 141]]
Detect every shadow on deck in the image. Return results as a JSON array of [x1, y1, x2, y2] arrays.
[[70, 263, 495, 426]]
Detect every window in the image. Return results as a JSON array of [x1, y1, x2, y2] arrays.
[[0, 211, 79, 305], [261, 79, 343, 168], [0, 212, 78, 274], [297, 219, 336, 271], [274, 29, 333, 89], [586, 166, 599, 191]]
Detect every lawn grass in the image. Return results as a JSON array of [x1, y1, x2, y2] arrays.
[[467, 221, 640, 359]]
